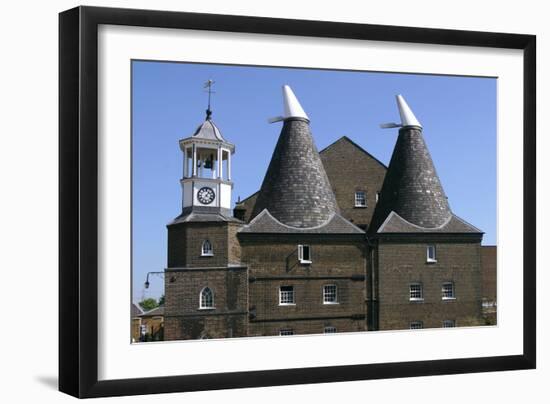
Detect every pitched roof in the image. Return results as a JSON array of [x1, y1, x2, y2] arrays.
[[140, 305, 165, 317], [319, 136, 388, 170], [377, 211, 482, 234], [131, 302, 143, 317], [239, 209, 364, 234], [169, 210, 243, 225], [370, 125, 453, 232], [251, 118, 339, 228]]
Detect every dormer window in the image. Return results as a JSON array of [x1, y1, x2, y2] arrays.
[[201, 240, 213, 256], [427, 245, 437, 263], [298, 245, 311, 264], [355, 191, 367, 207]]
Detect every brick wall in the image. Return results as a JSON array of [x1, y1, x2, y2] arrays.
[[376, 239, 483, 330], [320, 137, 387, 229], [164, 267, 248, 340], [227, 222, 242, 265], [167, 222, 243, 268], [250, 318, 365, 337], [240, 234, 367, 336], [165, 314, 248, 340], [480, 245, 497, 324], [481, 246, 497, 302]]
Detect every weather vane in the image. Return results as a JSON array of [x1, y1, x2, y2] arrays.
[[204, 79, 215, 119]]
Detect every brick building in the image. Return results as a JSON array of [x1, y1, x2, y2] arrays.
[[162, 86, 490, 341]]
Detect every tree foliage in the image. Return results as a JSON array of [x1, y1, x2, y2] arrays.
[[139, 298, 159, 312]]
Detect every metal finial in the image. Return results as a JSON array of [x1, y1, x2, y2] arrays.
[[204, 79, 216, 119]]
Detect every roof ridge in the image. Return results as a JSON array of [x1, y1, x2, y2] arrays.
[[235, 190, 259, 205], [451, 214, 484, 233], [319, 136, 388, 169]]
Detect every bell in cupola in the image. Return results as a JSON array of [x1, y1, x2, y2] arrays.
[[204, 154, 214, 169]]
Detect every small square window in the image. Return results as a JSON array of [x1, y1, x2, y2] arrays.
[[355, 191, 367, 207], [324, 326, 337, 334], [427, 245, 437, 263], [279, 286, 295, 305], [409, 283, 423, 301], [279, 329, 294, 336], [298, 245, 311, 264], [442, 282, 455, 300], [443, 320, 456, 328], [410, 321, 423, 329], [323, 285, 338, 304]]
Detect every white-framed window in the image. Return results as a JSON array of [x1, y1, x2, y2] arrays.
[[279, 329, 294, 336], [199, 287, 214, 309], [279, 286, 295, 305], [201, 239, 213, 256], [442, 282, 455, 300], [410, 321, 423, 329], [354, 191, 366, 207], [443, 320, 456, 328], [324, 326, 337, 334], [409, 283, 423, 301], [323, 284, 338, 304], [427, 245, 437, 263], [298, 245, 311, 264]]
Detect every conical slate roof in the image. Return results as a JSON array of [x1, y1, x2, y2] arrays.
[[251, 87, 338, 228], [370, 98, 452, 232]]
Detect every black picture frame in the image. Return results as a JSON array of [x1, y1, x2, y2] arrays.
[[59, 5, 536, 398]]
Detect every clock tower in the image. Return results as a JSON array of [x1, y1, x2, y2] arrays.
[[179, 107, 234, 216], [164, 84, 248, 341]]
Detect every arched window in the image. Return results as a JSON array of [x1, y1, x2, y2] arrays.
[[200, 287, 214, 309], [201, 239, 213, 256]]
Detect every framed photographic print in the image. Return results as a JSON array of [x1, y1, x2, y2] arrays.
[[59, 5, 536, 398]]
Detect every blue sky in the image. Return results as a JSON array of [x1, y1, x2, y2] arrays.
[[132, 60, 496, 302]]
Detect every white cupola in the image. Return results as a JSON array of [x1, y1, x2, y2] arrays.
[[178, 81, 235, 215]]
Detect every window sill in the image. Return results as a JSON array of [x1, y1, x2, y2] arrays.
[[198, 307, 216, 310], [201, 254, 214, 257], [279, 303, 296, 306], [299, 260, 312, 265], [426, 259, 437, 264], [442, 297, 456, 301], [354, 205, 367, 208], [409, 298, 424, 302], [323, 302, 339, 305]]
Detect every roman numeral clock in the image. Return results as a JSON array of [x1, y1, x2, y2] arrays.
[[197, 186, 216, 205]]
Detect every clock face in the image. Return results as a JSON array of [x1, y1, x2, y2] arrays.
[[197, 187, 215, 205]]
